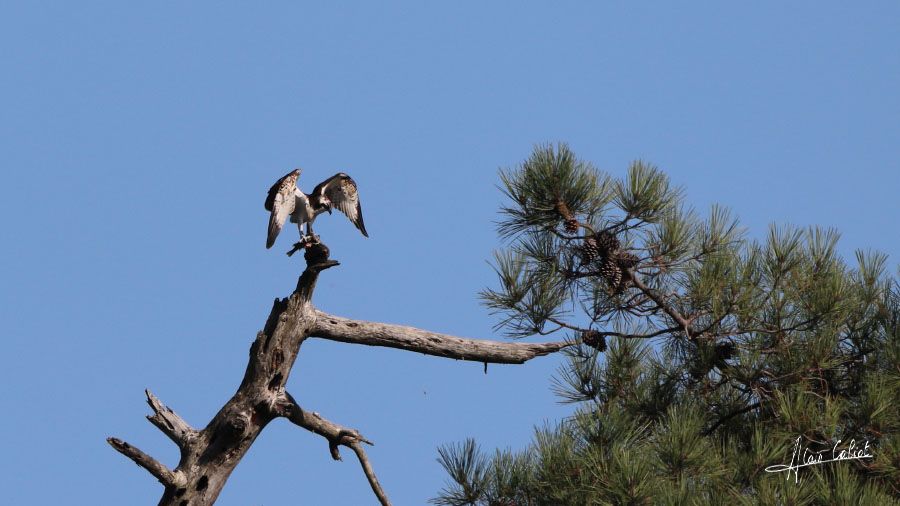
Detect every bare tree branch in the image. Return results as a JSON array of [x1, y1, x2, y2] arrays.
[[145, 389, 197, 449], [348, 441, 391, 506], [109, 242, 336, 506], [106, 437, 184, 488], [109, 240, 568, 505], [275, 391, 390, 506], [312, 311, 570, 364], [275, 391, 373, 457]]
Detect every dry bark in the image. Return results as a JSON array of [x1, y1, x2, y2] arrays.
[[107, 243, 569, 505], [311, 311, 568, 363]]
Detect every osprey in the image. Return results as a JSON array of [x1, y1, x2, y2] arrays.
[[264, 169, 369, 249]]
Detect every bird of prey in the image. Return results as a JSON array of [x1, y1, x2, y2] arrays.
[[264, 169, 368, 250]]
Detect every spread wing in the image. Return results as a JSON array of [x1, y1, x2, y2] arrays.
[[265, 170, 300, 248], [313, 173, 368, 237]]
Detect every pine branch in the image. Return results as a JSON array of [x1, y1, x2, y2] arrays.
[[629, 270, 696, 337], [702, 401, 761, 436]]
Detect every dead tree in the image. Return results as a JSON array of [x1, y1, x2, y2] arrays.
[[107, 241, 568, 506]]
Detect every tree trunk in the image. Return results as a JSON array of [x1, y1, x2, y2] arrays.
[[108, 242, 568, 505]]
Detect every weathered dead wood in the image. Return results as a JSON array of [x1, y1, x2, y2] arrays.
[[275, 391, 390, 505], [145, 389, 197, 450], [107, 437, 184, 488], [108, 243, 334, 506], [108, 240, 568, 505], [311, 311, 570, 363]]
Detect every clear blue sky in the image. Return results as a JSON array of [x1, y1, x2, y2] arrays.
[[2, 2, 898, 504]]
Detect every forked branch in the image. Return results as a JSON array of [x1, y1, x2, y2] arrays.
[[145, 389, 196, 449], [275, 391, 390, 505], [108, 240, 568, 505]]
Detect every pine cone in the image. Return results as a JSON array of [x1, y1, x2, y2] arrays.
[[689, 365, 706, 381], [605, 250, 638, 294], [580, 236, 600, 263], [555, 201, 577, 233], [582, 330, 607, 352], [615, 251, 639, 270], [594, 230, 620, 257], [715, 341, 736, 363], [599, 258, 622, 289]]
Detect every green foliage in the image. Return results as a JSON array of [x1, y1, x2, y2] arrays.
[[497, 143, 611, 240], [433, 145, 900, 505], [433, 440, 489, 506], [614, 160, 682, 223]]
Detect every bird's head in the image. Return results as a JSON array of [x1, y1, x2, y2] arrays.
[[321, 197, 333, 214]]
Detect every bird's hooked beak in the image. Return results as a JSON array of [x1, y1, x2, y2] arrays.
[[326, 203, 333, 215]]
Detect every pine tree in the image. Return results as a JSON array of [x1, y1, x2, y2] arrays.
[[433, 144, 900, 505]]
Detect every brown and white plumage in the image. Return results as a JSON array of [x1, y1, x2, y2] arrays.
[[309, 173, 368, 237], [264, 169, 301, 249], [264, 170, 368, 249]]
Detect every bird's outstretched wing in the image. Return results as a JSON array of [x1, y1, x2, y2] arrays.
[[313, 173, 368, 237], [265, 170, 300, 248]]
